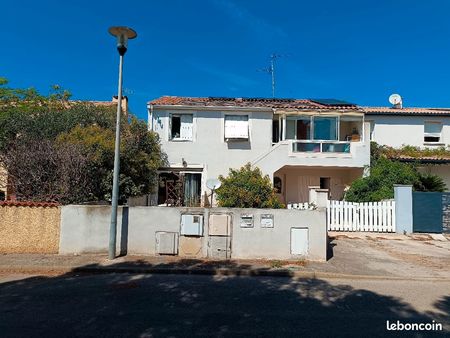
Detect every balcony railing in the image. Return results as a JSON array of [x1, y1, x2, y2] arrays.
[[292, 140, 351, 153]]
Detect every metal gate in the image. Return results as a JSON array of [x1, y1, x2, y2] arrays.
[[412, 192, 450, 233]]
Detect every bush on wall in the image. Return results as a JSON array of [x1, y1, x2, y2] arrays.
[[216, 163, 284, 208], [345, 143, 447, 202]]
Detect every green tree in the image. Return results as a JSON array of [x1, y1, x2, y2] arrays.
[[345, 154, 446, 202], [216, 163, 284, 208], [416, 173, 446, 192], [0, 79, 166, 204]]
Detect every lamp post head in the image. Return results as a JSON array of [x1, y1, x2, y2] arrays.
[[108, 26, 137, 56]]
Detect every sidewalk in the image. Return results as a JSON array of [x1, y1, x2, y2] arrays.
[[1, 232, 449, 280]]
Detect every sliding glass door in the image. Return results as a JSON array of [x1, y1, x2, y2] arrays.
[[285, 116, 337, 141]]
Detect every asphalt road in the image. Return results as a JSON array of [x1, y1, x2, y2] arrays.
[[0, 273, 448, 337]]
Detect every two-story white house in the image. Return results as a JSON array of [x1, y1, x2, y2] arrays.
[[148, 96, 371, 206], [364, 105, 450, 190]]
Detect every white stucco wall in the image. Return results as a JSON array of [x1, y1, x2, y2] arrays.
[[151, 108, 273, 182], [150, 108, 370, 200], [274, 166, 363, 203], [59, 205, 328, 261], [367, 114, 450, 192], [367, 115, 450, 148]]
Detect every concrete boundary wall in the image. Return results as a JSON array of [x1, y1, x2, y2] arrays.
[[0, 204, 60, 253], [59, 206, 327, 261]]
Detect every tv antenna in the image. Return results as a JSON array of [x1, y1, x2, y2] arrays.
[[258, 53, 288, 98]]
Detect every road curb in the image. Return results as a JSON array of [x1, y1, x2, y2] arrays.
[[1, 265, 449, 282]]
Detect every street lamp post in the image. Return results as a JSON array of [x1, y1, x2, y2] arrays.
[[108, 26, 137, 260]]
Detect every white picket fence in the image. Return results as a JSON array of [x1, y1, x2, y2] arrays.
[[327, 200, 396, 232]]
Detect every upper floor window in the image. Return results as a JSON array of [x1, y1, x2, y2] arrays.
[[313, 117, 338, 140], [286, 116, 311, 140], [170, 114, 193, 141], [424, 122, 442, 143], [224, 115, 249, 140]]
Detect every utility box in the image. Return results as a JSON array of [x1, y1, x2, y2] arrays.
[[240, 214, 254, 228], [290, 228, 308, 255], [209, 214, 231, 236], [156, 232, 179, 255], [181, 214, 204, 236]]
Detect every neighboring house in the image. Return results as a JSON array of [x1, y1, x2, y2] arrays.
[[148, 96, 371, 206], [364, 106, 450, 191]]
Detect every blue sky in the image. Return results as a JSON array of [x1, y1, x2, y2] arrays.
[[2, 0, 450, 119]]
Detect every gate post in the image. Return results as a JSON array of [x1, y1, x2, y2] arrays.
[[394, 185, 413, 234]]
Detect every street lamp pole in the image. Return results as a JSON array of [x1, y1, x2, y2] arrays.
[[108, 26, 137, 260]]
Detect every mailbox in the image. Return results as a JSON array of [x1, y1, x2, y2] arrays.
[[240, 214, 254, 228]]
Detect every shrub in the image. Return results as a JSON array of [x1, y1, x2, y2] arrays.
[[216, 163, 284, 208], [345, 157, 446, 202]]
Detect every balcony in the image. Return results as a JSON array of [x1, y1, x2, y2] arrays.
[[292, 140, 351, 154], [252, 139, 370, 176]]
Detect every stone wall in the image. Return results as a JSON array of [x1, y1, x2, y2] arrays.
[[0, 202, 61, 253]]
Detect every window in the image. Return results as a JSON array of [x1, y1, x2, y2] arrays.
[[285, 116, 311, 140], [224, 115, 249, 140], [313, 117, 337, 140], [424, 122, 442, 143], [339, 116, 363, 141], [320, 177, 330, 190], [170, 114, 193, 141]]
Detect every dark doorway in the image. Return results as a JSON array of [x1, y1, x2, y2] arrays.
[[272, 120, 279, 143], [184, 173, 202, 207], [158, 172, 182, 205]]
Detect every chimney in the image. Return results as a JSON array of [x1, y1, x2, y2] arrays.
[[112, 96, 128, 115]]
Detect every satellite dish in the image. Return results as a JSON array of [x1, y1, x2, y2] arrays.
[[206, 178, 221, 190], [389, 94, 402, 106]]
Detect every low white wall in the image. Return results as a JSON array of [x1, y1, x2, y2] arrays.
[[227, 208, 326, 261], [59, 205, 327, 261]]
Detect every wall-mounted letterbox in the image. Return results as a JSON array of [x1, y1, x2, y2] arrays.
[[260, 214, 274, 228], [209, 214, 230, 236], [181, 214, 204, 236], [240, 214, 254, 228]]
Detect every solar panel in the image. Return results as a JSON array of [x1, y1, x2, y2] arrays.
[[310, 98, 357, 106]]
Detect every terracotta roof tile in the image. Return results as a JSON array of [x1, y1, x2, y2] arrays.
[[0, 201, 60, 207], [364, 107, 450, 115], [149, 96, 359, 110]]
